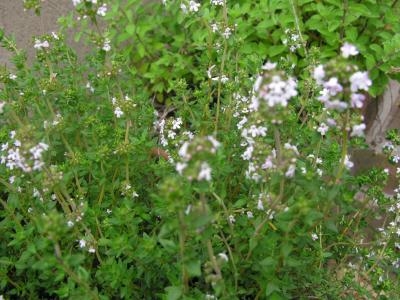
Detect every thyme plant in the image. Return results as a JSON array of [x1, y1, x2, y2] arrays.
[[1, 0, 400, 298]]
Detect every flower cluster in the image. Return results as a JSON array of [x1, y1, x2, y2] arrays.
[[207, 65, 229, 83], [211, 0, 224, 5], [43, 113, 63, 129], [175, 135, 220, 181], [236, 63, 299, 182], [111, 95, 137, 118], [33, 39, 50, 50], [1, 131, 49, 173], [282, 29, 302, 53], [209, 22, 235, 39], [251, 62, 297, 111], [312, 43, 371, 137], [97, 3, 107, 16], [181, 1, 201, 13]]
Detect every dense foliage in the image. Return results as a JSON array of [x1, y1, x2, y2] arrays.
[[1, 0, 400, 298]]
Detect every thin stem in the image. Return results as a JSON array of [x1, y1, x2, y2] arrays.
[[178, 211, 189, 293], [289, 0, 308, 57], [334, 111, 350, 183]]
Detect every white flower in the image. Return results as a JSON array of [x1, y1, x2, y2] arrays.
[[341, 42, 359, 58], [97, 4, 107, 16], [228, 214, 235, 224], [114, 107, 124, 118], [313, 65, 325, 85], [67, 220, 74, 227], [350, 123, 366, 137], [78, 239, 86, 248], [247, 125, 267, 137], [255, 74, 297, 108], [311, 233, 319, 241], [392, 155, 400, 163], [241, 145, 253, 160], [344, 155, 354, 170], [9, 74, 17, 80], [285, 164, 296, 178], [350, 71, 372, 92], [180, 3, 188, 13], [207, 135, 221, 150], [218, 252, 229, 262], [207, 65, 216, 78], [257, 199, 264, 210], [317, 123, 329, 136], [176, 162, 187, 174], [284, 143, 299, 155], [262, 61, 277, 71], [184, 204, 192, 215], [222, 27, 232, 39], [198, 162, 212, 181], [72, 0, 82, 6], [34, 39, 50, 50], [189, 1, 200, 12], [247, 211, 254, 218], [51, 32, 59, 40], [102, 38, 111, 51], [211, 23, 219, 33], [88, 247, 96, 253], [172, 117, 182, 130], [178, 142, 190, 159], [86, 82, 94, 93], [211, 0, 224, 5]]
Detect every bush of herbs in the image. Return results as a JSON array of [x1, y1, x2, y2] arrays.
[[1, 0, 400, 298]]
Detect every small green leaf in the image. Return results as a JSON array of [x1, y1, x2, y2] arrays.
[[186, 260, 201, 277], [165, 286, 182, 300]]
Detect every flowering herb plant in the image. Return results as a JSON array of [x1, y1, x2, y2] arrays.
[[1, 0, 400, 299]]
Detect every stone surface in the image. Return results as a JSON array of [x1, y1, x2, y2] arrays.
[[0, 0, 72, 66], [365, 80, 400, 151]]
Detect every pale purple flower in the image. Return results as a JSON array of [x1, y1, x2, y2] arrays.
[[344, 155, 354, 170], [317, 123, 329, 136], [350, 71, 372, 92], [97, 4, 107, 16], [285, 164, 296, 178], [198, 162, 212, 181], [323, 77, 343, 96], [341, 42, 359, 58], [313, 65, 325, 85], [189, 0, 200, 12], [114, 107, 124, 118], [262, 61, 277, 71], [351, 123, 366, 137], [351, 93, 366, 108], [325, 100, 348, 111]]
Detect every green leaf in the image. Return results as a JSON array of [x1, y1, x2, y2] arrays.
[[281, 242, 293, 258], [186, 260, 201, 277], [345, 27, 358, 42], [268, 45, 286, 57], [266, 282, 280, 296], [125, 24, 135, 35], [165, 286, 182, 300]]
